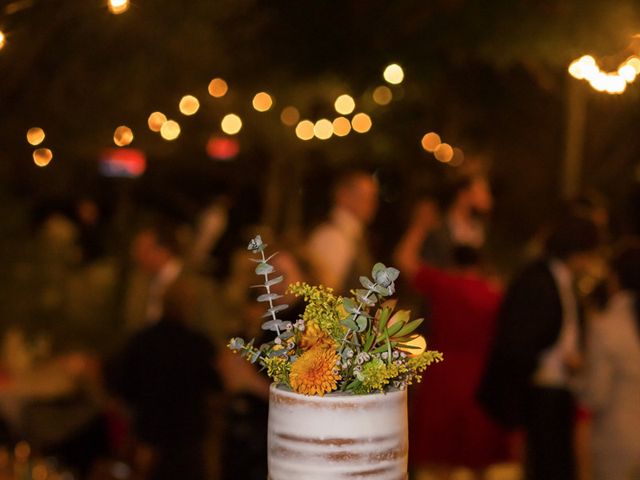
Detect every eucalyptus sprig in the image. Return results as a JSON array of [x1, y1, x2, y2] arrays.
[[247, 235, 290, 335]]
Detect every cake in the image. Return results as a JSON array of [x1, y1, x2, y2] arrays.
[[268, 384, 408, 480]]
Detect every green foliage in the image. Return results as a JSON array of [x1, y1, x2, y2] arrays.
[[229, 235, 443, 395]]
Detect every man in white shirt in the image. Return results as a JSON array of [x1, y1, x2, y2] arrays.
[[305, 170, 379, 294]]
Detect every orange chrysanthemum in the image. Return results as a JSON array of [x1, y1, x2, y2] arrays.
[[298, 321, 334, 351], [289, 346, 341, 396]]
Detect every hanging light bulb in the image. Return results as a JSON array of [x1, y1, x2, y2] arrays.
[[108, 0, 129, 14]]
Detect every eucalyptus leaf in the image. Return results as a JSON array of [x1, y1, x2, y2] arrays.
[[262, 304, 289, 317], [265, 275, 284, 287], [356, 291, 376, 307], [355, 315, 368, 332], [342, 297, 359, 314], [359, 276, 375, 289], [372, 284, 390, 296], [371, 262, 386, 278], [257, 293, 283, 302], [255, 262, 275, 275], [261, 318, 290, 331], [341, 317, 358, 331]]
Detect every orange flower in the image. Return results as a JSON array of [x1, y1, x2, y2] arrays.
[[299, 321, 334, 351], [290, 346, 341, 396]]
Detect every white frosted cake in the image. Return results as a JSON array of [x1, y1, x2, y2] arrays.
[[268, 384, 408, 480]]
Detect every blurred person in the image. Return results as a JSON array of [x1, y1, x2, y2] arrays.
[[74, 197, 106, 264], [305, 169, 379, 294], [124, 220, 232, 344], [189, 195, 230, 274], [580, 243, 640, 480], [420, 174, 493, 268], [395, 207, 508, 479], [107, 279, 222, 480], [478, 214, 601, 480]]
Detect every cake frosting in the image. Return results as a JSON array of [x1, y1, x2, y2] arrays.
[[268, 384, 408, 480]]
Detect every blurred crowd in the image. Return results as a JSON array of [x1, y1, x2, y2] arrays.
[[0, 165, 639, 480]]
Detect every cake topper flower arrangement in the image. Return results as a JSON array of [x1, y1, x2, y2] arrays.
[[229, 235, 443, 396]]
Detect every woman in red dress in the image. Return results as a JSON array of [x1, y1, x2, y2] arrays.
[[395, 202, 509, 479]]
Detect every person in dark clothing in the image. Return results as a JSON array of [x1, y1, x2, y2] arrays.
[[108, 279, 221, 480], [478, 214, 601, 480]]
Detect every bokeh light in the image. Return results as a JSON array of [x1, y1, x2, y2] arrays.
[[0, 31, 6, 50], [33, 148, 52, 167], [26, 127, 45, 146], [421, 132, 441, 152], [252, 92, 273, 112], [179, 95, 200, 115], [221, 114, 242, 135], [208, 78, 228, 98], [399, 335, 427, 357], [332, 117, 351, 137], [568, 55, 598, 80], [383, 63, 404, 84], [295, 120, 314, 141], [434, 143, 454, 163], [618, 64, 637, 83], [14, 442, 30, 462], [372, 86, 393, 106], [313, 119, 333, 140], [160, 120, 181, 140], [351, 113, 372, 133], [334, 94, 355, 115], [625, 57, 640, 74], [113, 126, 133, 146], [280, 106, 300, 126], [108, 0, 129, 15], [147, 112, 167, 132], [450, 147, 465, 167]]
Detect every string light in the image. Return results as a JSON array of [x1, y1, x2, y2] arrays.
[[252, 92, 273, 112], [108, 0, 129, 15], [334, 94, 355, 115], [383, 63, 404, 85], [398, 335, 427, 357], [160, 120, 181, 140], [451, 147, 465, 167], [280, 106, 300, 126], [295, 120, 314, 141], [208, 78, 228, 98], [372, 86, 392, 106], [421, 132, 441, 152], [113, 126, 133, 146], [26, 127, 45, 146], [351, 113, 372, 133], [332, 117, 351, 137], [568, 54, 640, 94], [33, 148, 52, 167], [179, 95, 200, 115], [147, 112, 167, 132], [313, 119, 333, 140], [221, 114, 242, 135], [434, 143, 454, 163]]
